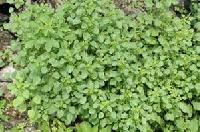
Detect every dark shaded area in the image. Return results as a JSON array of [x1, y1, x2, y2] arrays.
[[172, 0, 192, 15], [180, 0, 192, 11], [0, 3, 17, 50], [171, 0, 200, 16], [0, 3, 14, 15]]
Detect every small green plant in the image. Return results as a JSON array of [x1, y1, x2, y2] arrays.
[[0, 99, 8, 124], [0, 49, 12, 68], [4, 0, 200, 131], [76, 122, 111, 132]]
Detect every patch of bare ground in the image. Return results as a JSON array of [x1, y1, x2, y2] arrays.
[[114, 0, 146, 15]]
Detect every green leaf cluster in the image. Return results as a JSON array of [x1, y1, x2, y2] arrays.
[[5, 0, 200, 131]]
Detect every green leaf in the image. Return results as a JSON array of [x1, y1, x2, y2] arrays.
[[76, 122, 92, 132], [194, 33, 200, 41], [69, 106, 76, 114], [73, 17, 81, 25], [57, 110, 64, 118], [110, 112, 116, 119], [116, 21, 122, 29], [196, 46, 200, 54], [80, 97, 87, 104], [53, 72, 60, 79], [165, 113, 174, 121], [99, 112, 104, 119], [67, 65, 74, 73], [93, 27, 99, 34], [176, 118, 186, 131], [145, 0, 153, 8], [39, 121, 50, 131], [100, 126, 111, 132], [51, 39, 60, 48], [0, 124, 4, 132], [89, 109, 96, 114], [22, 90, 29, 99], [188, 118, 198, 132], [45, 43, 52, 52], [83, 33, 91, 41], [33, 76, 41, 85], [49, 105, 58, 114], [28, 110, 36, 119], [41, 67, 48, 74], [91, 126, 98, 132], [0, 60, 5, 68], [13, 96, 24, 107], [178, 102, 192, 117], [194, 22, 200, 31], [192, 102, 200, 111], [91, 95, 97, 101], [42, 114, 49, 121], [98, 35, 104, 43], [45, 39, 59, 52], [33, 95, 41, 104]]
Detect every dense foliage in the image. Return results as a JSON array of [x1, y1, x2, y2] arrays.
[[4, 0, 200, 131]]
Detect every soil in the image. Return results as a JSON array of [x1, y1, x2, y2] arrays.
[[0, 82, 14, 100], [114, 0, 146, 15], [0, 29, 12, 51], [0, 13, 8, 22]]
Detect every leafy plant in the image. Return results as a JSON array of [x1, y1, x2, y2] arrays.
[[4, 0, 200, 131]]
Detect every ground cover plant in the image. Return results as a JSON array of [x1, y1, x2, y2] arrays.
[[1, 0, 200, 131]]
